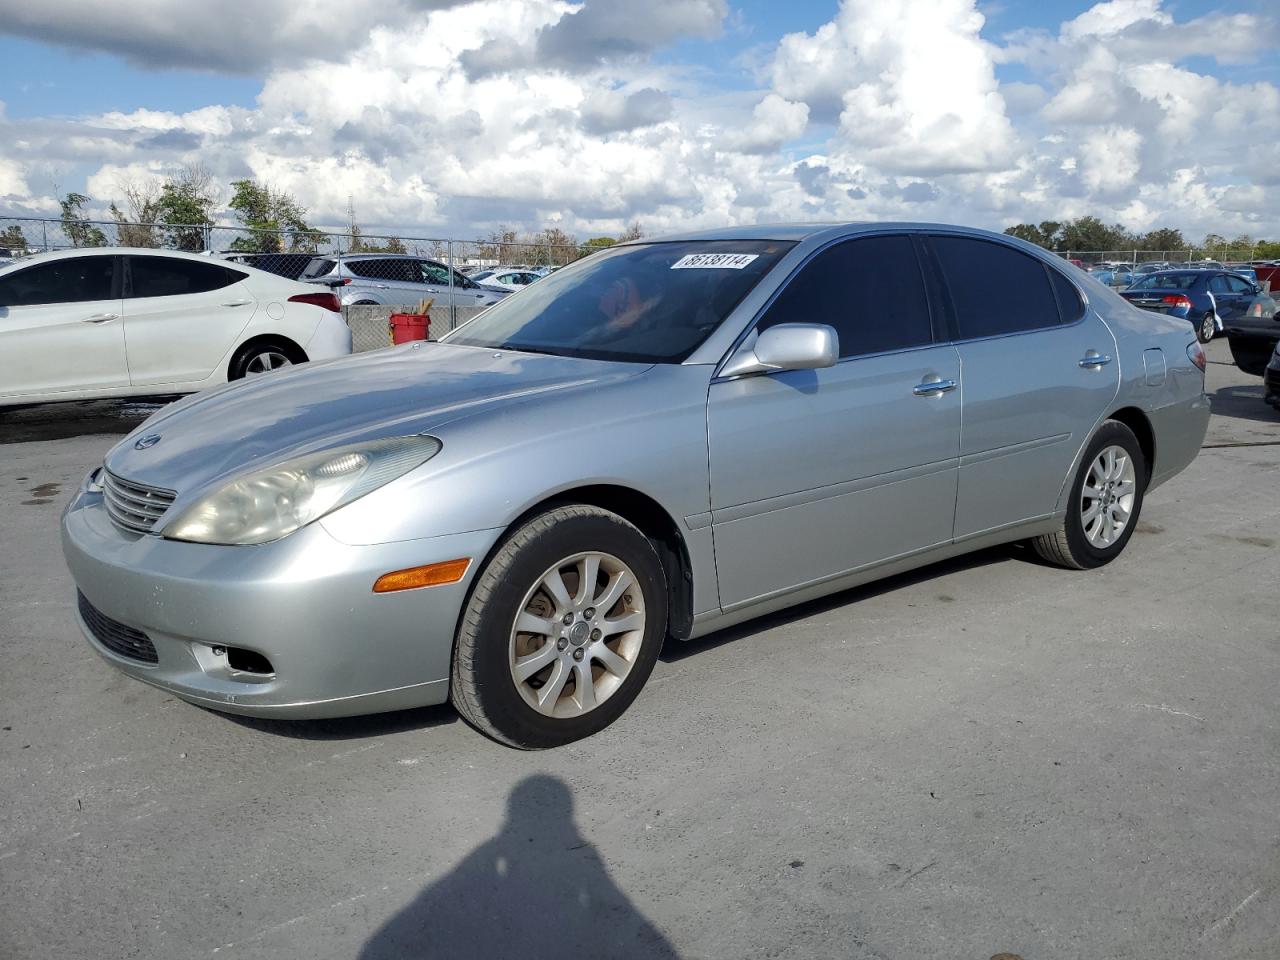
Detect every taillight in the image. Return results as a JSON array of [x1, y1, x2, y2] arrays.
[[1162, 294, 1192, 309], [1187, 341, 1207, 372], [288, 292, 342, 313]]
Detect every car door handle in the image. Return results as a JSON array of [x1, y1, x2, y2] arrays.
[[221, 299, 252, 307], [375, 283, 389, 289], [81, 313, 119, 323], [913, 378, 958, 396], [1079, 354, 1113, 369]]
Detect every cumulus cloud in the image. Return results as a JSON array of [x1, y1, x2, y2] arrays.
[[579, 88, 674, 134], [769, 0, 1016, 175], [0, 0, 1277, 242], [720, 94, 809, 155], [463, 0, 727, 77]]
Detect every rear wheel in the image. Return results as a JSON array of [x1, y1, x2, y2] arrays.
[[1031, 420, 1146, 570], [451, 505, 667, 749], [1197, 311, 1216, 343], [229, 338, 301, 380]]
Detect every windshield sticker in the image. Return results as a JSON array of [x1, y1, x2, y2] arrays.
[[670, 253, 760, 270]]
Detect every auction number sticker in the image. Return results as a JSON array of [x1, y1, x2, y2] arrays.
[[670, 253, 759, 270]]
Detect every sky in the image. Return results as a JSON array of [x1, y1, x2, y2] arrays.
[[0, 0, 1276, 242]]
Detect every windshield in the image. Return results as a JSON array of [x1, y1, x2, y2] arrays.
[[443, 240, 794, 363]]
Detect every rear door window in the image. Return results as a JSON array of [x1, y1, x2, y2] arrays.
[[419, 261, 452, 285], [758, 234, 934, 358], [128, 256, 243, 298], [302, 258, 335, 279], [0, 256, 116, 306], [1048, 268, 1085, 323], [930, 236, 1061, 339]]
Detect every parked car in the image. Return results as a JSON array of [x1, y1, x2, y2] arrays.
[[1088, 264, 1133, 287], [1265, 341, 1280, 409], [482, 269, 544, 291], [0, 248, 351, 408], [300, 254, 509, 309], [218, 251, 319, 281], [1119, 269, 1275, 344], [1133, 262, 1171, 276], [1224, 265, 1258, 285], [62, 223, 1209, 748]]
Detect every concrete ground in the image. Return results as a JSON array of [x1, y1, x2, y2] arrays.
[[1, 341, 1277, 960]]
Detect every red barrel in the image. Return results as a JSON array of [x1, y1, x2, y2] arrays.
[[388, 312, 430, 345]]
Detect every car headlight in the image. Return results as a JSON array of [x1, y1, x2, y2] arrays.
[[164, 435, 441, 545]]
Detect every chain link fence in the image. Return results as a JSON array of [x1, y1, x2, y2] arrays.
[[1056, 249, 1266, 267], [0, 215, 596, 345]]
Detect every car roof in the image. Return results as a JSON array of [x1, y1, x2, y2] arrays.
[[639, 221, 1059, 249]]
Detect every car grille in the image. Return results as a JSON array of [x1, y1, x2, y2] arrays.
[[77, 591, 158, 664], [102, 469, 177, 535]]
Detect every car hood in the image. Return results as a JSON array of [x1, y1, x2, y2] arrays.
[[104, 343, 650, 494]]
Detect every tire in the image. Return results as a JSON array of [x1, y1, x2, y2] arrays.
[[1197, 311, 1216, 343], [1031, 420, 1146, 570], [451, 505, 668, 749], [352, 299, 378, 306], [229, 339, 300, 380]]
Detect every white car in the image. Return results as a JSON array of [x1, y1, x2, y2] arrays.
[[480, 268, 544, 291], [0, 248, 352, 408]]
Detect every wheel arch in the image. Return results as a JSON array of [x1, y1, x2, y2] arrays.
[[467, 484, 695, 642], [228, 333, 308, 378], [1105, 405, 1156, 480]]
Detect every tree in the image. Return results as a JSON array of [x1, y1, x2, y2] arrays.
[[1139, 227, 1185, 253], [618, 220, 644, 242], [155, 165, 217, 251], [109, 178, 162, 247], [1057, 216, 1133, 253], [0, 225, 28, 251], [59, 192, 108, 248], [583, 236, 616, 251], [476, 226, 518, 263], [349, 227, 407, 254], [1003, 221, 1063, 249], [228, 178, 321, 253], [535, 226, 579, 266]]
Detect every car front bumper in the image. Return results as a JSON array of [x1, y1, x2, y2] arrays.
[[61, 478, 501, 718], [1265, 358, 1280, 407]]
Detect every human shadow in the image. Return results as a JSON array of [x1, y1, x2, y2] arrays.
[[359, 774, 679, 959]]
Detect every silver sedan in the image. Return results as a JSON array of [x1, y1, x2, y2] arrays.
[[62, 223, 1210, 748]]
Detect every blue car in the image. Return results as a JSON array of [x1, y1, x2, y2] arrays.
[[1088, 264, 1134, 288], [1119, 269, 1275, 343]]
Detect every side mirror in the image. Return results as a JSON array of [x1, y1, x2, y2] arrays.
[[720, 323, 839, 379]]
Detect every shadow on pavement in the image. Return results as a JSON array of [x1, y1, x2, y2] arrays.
[[219, 702, 459, 741], [359, 775, 679, 960], [0, 397, 178, 444], [663, 543, 1016, 663], [1208, 384, 1279, 424]]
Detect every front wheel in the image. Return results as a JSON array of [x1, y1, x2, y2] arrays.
[[1031, 420, 1146, 570], [451, 505, 667, 749], [1197, 311, 1216, 343]]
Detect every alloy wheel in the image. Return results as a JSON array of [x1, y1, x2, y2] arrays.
[[1080, 444, 1137, 548], [508, 551, 645, 718], [244, 351, 292, 376]]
